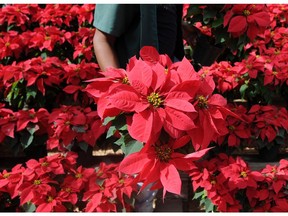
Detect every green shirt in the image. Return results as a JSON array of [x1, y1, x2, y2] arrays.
[[93, 4, 184, 68], [93, 4, 159, 68]]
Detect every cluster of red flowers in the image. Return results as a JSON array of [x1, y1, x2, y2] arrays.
[[0, 103, 108, 152], [217, 104, 288, 148], [47, 105, 107, 150], [190, 153, 288, 212], [0, 104, 49, 143], [0, 56, 99, 104], [0, 4, 95, 62], [199, 5, 288, 93], [86, 46, 239, 152], [1, 3, 288, 212], [0, 152, 137, 212]]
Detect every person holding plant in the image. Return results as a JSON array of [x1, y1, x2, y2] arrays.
[[92, 4, 185, 71], [92, 4, 190, 212]]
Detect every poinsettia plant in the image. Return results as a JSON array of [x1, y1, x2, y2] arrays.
[[0, 152, 137, 212], [184, 4, 271, 64], [1, 3, 288, 213]]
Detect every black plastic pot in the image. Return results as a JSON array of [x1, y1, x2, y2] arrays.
[[258, 145, 280, 162]]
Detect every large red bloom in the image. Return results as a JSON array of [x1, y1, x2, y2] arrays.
[[96, 47, 201, 143], [119, 135, 210, 196]]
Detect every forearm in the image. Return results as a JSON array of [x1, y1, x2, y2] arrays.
[[93, 29, 120, 71]]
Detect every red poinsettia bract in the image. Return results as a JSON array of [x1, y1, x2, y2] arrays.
[[119, 135, 210, 197]]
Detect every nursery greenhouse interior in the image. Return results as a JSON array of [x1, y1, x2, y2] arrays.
[[1, 3, 288, 212]]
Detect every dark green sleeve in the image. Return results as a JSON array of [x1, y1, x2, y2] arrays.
[[93, 4, 139, 37]]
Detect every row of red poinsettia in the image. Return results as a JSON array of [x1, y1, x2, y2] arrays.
[[0, 152, 136, 212], [2, 149, 288, 212], [0, 3, 288, 212], [0, 4, 96, 62], [1, 47, 288, 153]]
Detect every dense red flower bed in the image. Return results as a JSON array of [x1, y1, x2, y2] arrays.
[[0, 3, 288, 212]]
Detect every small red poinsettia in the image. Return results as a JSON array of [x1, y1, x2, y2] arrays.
[[0, 31, 22, 59], [224, 4, 271, 40], [33, 187, 67, 212], [221, 157, 265, 191], [16, 108, 49, 132], [119, 135, 210, 197], [187, 72, 241, 150]]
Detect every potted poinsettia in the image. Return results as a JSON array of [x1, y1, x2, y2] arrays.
[[183, 4, 271, 68]]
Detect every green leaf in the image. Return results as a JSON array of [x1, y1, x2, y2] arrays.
[[22, 202, 36, 212], [117, 123, 127, 131], [20, 132, 34, 149], [193, 190, 205, 200], [114, 135, 125, 147], [114, 114, 127, 131], [72, 125, 86, 133], [203, 7, 218, 24], [123, 139, 143, 156], [26, 124, 40, 135], [187, 5, 202, 17], [41, 52, 47, 60], [7, 24, 15, 31], [26, 86, 37, 100], [103, 116, 116, 126], [96, 178, 105, 186], [78, 141, 89, 152], [205, 198, 215, 212], [114, 133, 143, 156], [239, 83, 249, 98], [211, 17, 223, 28], [106, 125, 117, 138], [6, 81, 19, 103]]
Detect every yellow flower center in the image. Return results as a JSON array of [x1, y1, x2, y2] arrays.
[[211, 180, 216, 185], [240, 171, 247, 178], [119, 179, 125, 184], [164, 68, 169, 74], [246, 64, 252, 69], [5, 42, 10, 47], [34, 179, 41, 185], [243, 10, 251, 16], [147, 92, 163, 107], [75, 173, 82, 179], [154, 144, 172, 163], [41, 162, 49, 167], [65, 187, 72, 193], [45, 36, 51, 41], [274, 49, 280, 55], [228, 125, 235, 131], [28, 113, 35, 118], [272, 71, 278, 76], [122, 76, 129, 84], [3, 173, 10, 178], [47, 196, 53, 203], [97, 171, 103, 177], [197, 95, 208, 109]]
